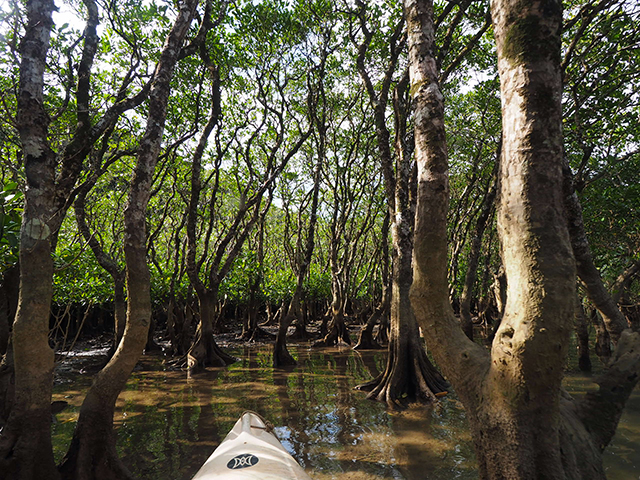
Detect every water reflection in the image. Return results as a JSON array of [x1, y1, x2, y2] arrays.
[[52, 345, 639, 479]]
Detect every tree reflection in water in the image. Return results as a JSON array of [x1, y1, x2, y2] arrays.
[[52, 346, 639, 479]]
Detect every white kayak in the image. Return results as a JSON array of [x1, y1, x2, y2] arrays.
[[192, 411, 312, 479]]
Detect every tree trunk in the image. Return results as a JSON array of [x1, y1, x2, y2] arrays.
[[590, 308, 611, 363], [575, 298, 592, 372], [0, 1, 59, 477], [239, 222, 268, 342], [145, 315, 161, 352], [315, 272, 351, 347], [167, 296, 195, 357], [374, 309, 390, 345], [563, 160, 628, 348], [357, 115, 447, 406], [611, 258, 640, 306], [353, 303, 385, 350], [273, 312, 298, 368], [357, 277, 448, 408], [112, 278, 127, 353], [459, 169, 497, 341], [474, 0, 582, 472], [58, 393, 131, 480], [58, 2, 200, 477], [0, 266, 18, 357], [407, 0, 615, 476], [355, 212, 391, 351], [188, 290, 237, 369]]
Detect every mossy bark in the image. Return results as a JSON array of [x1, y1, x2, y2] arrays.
[[407, 0, 640, 477]]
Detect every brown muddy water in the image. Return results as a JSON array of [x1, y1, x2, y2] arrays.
[[52, 344, 640, 479]]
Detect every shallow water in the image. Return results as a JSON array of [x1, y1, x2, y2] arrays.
[[52, 345, 640, 479]]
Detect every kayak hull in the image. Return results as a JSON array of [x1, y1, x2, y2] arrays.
[[192, 411, 312, 479]]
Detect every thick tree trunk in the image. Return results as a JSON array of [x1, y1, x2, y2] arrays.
[[59, 239, 154, 478], [168, 298, 194, 357], [0, 1, 59, 477], [357, 153, 446, 407], [406, 0, 620, 477], [357, 279, 448, 408], [58, 2, 200, 478], [315, 275, 351, 347], [353, 304, 385, 350], [145, 315, 161, 352], [274, 259, 313, 366], [273, 312, 297, 367], [188, 290, 237, 369], [112, 278, 127, 352], [473, 0, 579, 475], [611, 258, 640, 306], [59, 395, 130, 480], [406, 0, 640, 474], [374, 310, 390, 345], [289, 314, 312, 341]]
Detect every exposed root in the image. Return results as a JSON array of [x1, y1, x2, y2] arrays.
[[187, 333, 237, 370], [237, 326, 275, 342], [313, 317, 351, 347], [58, 407, 134, 480], [353, 311, 383, 350], [356, 339, 448, 410]]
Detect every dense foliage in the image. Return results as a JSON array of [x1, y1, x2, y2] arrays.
[[0, 0, 637, 331]]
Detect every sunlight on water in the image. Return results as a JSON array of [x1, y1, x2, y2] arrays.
[[52, 345, 639, 479]]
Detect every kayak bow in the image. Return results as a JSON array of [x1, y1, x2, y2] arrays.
[[192, 411, 312, 479]]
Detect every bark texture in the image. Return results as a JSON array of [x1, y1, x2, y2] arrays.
[[406, 0, 635, 478], [484, 2, 578, 473], [0, 1, 59, 478], [352, 3, 446, 407], [58, 2, 200, 478]]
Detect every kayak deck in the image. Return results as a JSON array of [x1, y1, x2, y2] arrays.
[[192, 411, 312, 479]]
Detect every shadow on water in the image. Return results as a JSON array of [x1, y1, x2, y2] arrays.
[[52, 345, 639, 479]]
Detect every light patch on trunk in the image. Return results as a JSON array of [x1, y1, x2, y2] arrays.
[[22, 139, 44, 158], [24, 218, 50, 240]]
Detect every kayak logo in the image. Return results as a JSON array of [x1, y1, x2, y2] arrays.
[[227, 454, 259, 469]]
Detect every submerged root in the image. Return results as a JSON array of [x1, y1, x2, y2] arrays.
[[356, 340, 448, 409], [313, 319, 351, 347], [237, 326, 275, 342], [187, 334, 237, 370]]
